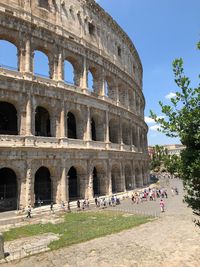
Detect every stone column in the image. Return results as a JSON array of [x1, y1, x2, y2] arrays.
[[20, 110, 26, 135], [86, 106, 91, 141], [105, 111, 109, 143], [61, 162, 68, 203], [121, 163, 126, 192], [25, 37, 32, 73], [26, 95, 32, 135], [60, 101, 65, 137], [107, 160, 112, 195], [81, 55, 87, 90], [87, 162, 93, 199], [119, 117, 123, 148], [132, 163, 136, 188], [25, 160, 34, 207], [116, 84, 119, 105], [57, 50, 63, 81]]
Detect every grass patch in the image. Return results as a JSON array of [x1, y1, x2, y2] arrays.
[[3, 210, 152, 250]]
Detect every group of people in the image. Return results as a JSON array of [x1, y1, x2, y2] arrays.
[[131, 187, 168, 204]]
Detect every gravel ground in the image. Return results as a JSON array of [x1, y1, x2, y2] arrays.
[[1, 178, 200, 267]]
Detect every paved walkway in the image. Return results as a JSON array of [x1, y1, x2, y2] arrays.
[[1, 179, 200, 267]]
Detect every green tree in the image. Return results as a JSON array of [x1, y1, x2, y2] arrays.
[[150, 46, 200, 226]]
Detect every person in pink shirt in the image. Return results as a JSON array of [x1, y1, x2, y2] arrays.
[[160, 199, 165, 212]]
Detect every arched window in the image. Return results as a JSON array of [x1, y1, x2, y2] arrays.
[[0, 40, 18, 71], [34, 167, 52, 206], [0, 168, 18, 212], [105, 81, 109, 97], [35, 106, 51, 137], [64, 60, 74, 85], [34, 50, 49, 78], [91, 118, 96, 141], [125, 165, 132, 190], [109, 119, 119, 143], [68, 166, 79, 200], [67, 112, 77, 139], [93, 167, 99, 196], [111, 165, 122, 193], [87, 70, 94, 92], [0, 102, 18, 135]]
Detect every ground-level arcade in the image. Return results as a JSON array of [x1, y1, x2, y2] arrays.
[[0, 150, 149, 212]]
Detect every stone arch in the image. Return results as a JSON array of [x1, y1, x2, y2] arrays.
[[34, 166, 52, 206], [132, 126, 138, 147], [118, 83, 127, 106], [109, 118, 119, 143], [0, 167, 18, 212], [135, 166, 141, 188], [122, 121, 131, 145], [125, 164, 133, 190], [35, 106, 51, 137], [0, 101, 18, 135], [0, 39, 18, 70], [33, 49, 50, 78], [67, 109, 83, 139], [64, 55, 81, 86], [105, 75, 116, 101], [67, 164, 87, 200], [92, 165, 106, 196], [111, 164, 122, 193], [91, 113, 104, 141]]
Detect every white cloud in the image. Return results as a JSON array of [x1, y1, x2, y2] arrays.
[[165, 92, 176, 99], [149, 124, 162, 131], [145, 116, 155, 123], [145, 116, 165, 124]]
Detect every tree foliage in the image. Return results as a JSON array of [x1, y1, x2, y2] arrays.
[[150, 45, 200, 226]]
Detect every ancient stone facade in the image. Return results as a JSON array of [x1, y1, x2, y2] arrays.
[[0, 0, 149, 211]]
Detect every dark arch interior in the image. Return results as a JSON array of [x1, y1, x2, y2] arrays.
[[93, 167, 100, 196], [0, 168, 17, 212], [0, 102, 18, 135], [34, 167, 52, 206], [125, 167, 132, 190], [68, 166, 79, 200], [35, 106, 51, 137], [67, 112, 77, 139], [91, 118, 96, 141]]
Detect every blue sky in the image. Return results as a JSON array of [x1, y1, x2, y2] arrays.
[[97, 0, 200, 145], [0, 0, 200, 146]]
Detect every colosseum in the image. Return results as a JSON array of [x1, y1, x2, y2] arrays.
[[0, 0, 149, 212]]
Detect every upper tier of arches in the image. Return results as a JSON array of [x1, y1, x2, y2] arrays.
[[0, 38, 144, 117]]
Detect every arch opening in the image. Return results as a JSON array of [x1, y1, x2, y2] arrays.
[[87, 70, 94, 92], [125, 165, 133, 190], [35, 106, 51, 137], [34, 50, 49, 78], [91, 118, 96, 141], [109, 119, 119, 143], [0, 168, 18, 212], [68, 166, 79, 200], [0, 40, 18, 71], [67, 112, 77, 139], [34, 167, 52, 206], [111, 165, 122, 193], [64, 60, 75, 85], [0, 102, 18, 135]]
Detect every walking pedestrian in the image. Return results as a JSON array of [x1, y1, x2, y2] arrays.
[[50, 202, 54, 213], [159, 199, 165, 212], [26, 206, 32, 218]]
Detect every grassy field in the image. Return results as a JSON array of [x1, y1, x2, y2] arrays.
[[3, 210, 152, 250]]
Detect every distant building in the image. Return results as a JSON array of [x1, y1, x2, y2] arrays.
[[163, 144, 186, 156]]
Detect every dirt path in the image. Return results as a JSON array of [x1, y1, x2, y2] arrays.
[[1, 179, 200, 267]]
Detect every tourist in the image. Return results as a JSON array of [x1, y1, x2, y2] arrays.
[[159, 199, 165, 212], [77, 199, 80, 210], [26, 206, 32, 218], [61, 201, 65, 210], [67, 201, 71, 212], [50, 202, 54, 213], [95, 196, 98, 207]]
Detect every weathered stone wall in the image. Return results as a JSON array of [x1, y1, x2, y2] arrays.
[[0, 0, 149, 209]]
